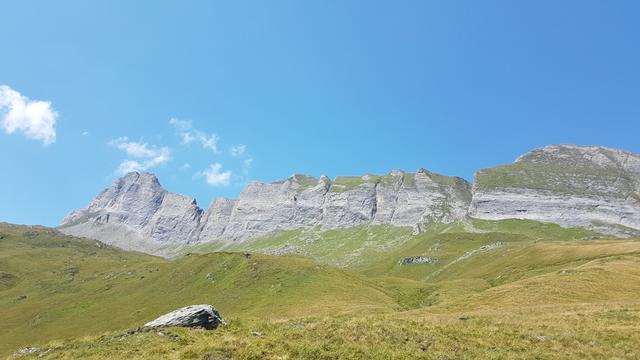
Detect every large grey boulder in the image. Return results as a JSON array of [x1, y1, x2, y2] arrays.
[[469, 145, 640, 236], [144, 304, 224, 330]]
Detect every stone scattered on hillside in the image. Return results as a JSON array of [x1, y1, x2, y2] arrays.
[[13, 347, 41, 357], [399, 256, 438, 265], [480, 242, 505, 250], [144, 304, 225, 330]]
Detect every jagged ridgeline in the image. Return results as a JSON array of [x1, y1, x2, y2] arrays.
[[59, 144, 640, 255]]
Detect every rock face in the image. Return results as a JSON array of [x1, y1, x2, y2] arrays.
[[60, 170, 471, 249], [469, 145, 640, 236], [60, 172, 202, 252], [144, 304, 224, 329], [59, 144, 640, 254]]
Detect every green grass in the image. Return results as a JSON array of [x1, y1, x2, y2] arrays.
[[474, 162, 635, 199], [15, 303, 640, 359], [328, 176, 376, 192], [3, 220, 640, 359], [0, 224, 402, 356]]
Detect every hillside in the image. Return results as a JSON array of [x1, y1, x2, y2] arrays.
[[0, 224, 406, 356], [4, 221, 640, 358]]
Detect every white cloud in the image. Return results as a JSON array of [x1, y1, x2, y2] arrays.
[[109, 137, 170, 175], [230, 144, 246, 157], [200, 163, 231, 186], [181, 163, 191, 169], [169, 118, 219, 153], [0, 85, 58, 145], [81, 131, 89, 136]]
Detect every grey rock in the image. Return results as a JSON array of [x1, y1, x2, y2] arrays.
[[209, 174, 329, 242], [469, 145, 640, 236], [144, 304, 224, 329], [198, 198, 238, 241], [13, 347, 41, 357], [399, 256, 438, 265], [59, 144, 640, 255], [60, 172, 203, 252], [60, 168, 470, 254]]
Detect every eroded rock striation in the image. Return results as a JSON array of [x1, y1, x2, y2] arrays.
[[468, 144, 640, 236]]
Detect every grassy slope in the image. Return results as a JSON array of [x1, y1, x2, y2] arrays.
[[4, 220, 640, 359], [0, 224, 399, 356]]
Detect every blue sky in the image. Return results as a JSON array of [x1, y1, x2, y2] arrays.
[[1, 1, 638, 226]]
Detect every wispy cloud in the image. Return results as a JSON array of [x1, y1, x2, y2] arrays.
[[199, 163, 231, 186], [230, 143, 253, 175], [0, 85, 58, 145], [230, 144, 246, 157], [169, 118, 219, 153], [109, 137, 170, 175]]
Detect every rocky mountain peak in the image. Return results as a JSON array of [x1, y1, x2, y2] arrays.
[[59, 144, 640, 255], [61, 168, 472, 250]]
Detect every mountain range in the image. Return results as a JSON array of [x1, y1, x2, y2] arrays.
[[59, 144, 640, 254]]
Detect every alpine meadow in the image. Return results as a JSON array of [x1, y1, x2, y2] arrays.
[[2, 1, 640, 359]]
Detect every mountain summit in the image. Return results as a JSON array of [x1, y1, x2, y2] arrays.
[[60, 169, 471, 252], [60, 144, 640, 254]]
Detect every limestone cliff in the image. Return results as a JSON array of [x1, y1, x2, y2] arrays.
[[60, 170, 471, 250], [59, 144, 640, 254], [468, 144, 640, 236]]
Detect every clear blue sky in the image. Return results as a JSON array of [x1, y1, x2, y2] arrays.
[[1, 1, 638, 226]]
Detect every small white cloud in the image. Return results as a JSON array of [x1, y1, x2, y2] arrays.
[[109, 137, 170, 175], [230, 144, 246, 157], [81, 131, 89, 136], [0, 85, 58, 145], [169, 118, 219, 153], [181, 163, 191, 169], [199, 163, 231, 186]]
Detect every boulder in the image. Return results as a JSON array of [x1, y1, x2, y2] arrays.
[[399, 256, 437, 265], [144, 304, 224, 330]]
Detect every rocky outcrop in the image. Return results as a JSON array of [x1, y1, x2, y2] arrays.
[[144, 304, 224, 329], [468, 145, 640, 236], [399, 256, 437, 265], [199, 171, 470, 242], [60, 172, 203, 252], [59, 144, 640, 253], [60, 170, 471, 249]]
